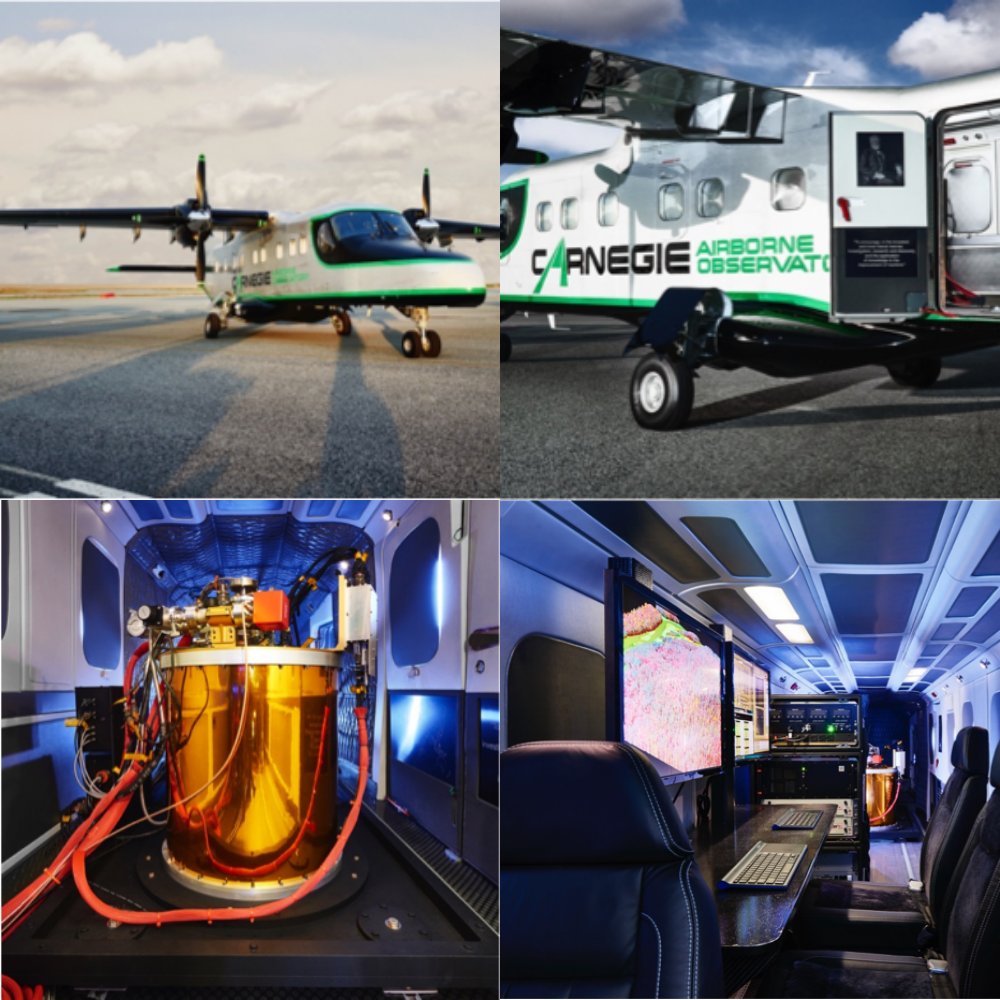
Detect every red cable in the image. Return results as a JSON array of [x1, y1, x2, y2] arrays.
[[71, 707, 369, 926], [1, 976, 24, 1000], [191, 703, 331, 878]]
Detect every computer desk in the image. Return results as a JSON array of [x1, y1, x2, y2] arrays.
[[690, 802, 837, 994]]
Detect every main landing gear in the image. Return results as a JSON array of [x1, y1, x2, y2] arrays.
[[630, 352, 694, 430], [399, 306, 441, 359], [204, 311, 227, 339], [886, 356, 942, 388], [330, 309, 353, 336]]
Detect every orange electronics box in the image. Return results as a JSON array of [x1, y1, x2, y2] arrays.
[[254, 589, 290, 631]]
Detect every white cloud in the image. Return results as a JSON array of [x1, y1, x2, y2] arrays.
[[0, 170, 164, 210], [654, 31, 874, 86], [889, 0, 1000, 79], [37, 18, 78, 34], [343, 87, 484, 130], [183, 82, 329, 133], [212, 169, 290, 208], [0, 32, 224, 94], [327, 130, 414, 162], [502, 0, 685, 46], [53, 122, 140, 154]]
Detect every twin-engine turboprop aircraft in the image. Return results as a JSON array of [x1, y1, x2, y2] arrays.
[[0, 157, 500, 359], [501, 28, 1000, 425]]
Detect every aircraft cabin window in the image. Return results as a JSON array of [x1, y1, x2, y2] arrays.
[[276, 242, 284, 260], [598, 192, 619, 227], [299, 235, 307, 256], [252, 249, 259, 266], [289, 239, 297, 258], [560, 198, 579, 230], [771, 167, 807, 211], [81, 538, 120, 671], [697, 178, 725, 218], [261, 247, 268, 263], [658, 183, 684, 221], [536, 201, 553, 232]]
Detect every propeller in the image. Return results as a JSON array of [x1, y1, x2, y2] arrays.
[[404, 168, 441, 245], [174, 154, 213, 283]]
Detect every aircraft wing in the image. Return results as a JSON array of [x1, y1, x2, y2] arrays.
[[435, 219, 501, 242], [502, 28, 796, 162], [0, 207, 270, 231]]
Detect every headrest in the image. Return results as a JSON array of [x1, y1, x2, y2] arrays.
[[952, 726, 989, 775], [500, 741, 694, 866], [992, 738, 1000, 790]]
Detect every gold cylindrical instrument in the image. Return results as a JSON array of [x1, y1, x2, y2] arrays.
[[866, 767, 897, 827], [160, 645, 340, 900]]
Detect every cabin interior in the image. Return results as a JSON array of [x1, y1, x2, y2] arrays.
[[1, 498, 499, 997], [500, 500, 1000, 999]]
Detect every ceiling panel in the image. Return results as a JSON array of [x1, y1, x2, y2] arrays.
[[972, 528, 1000, 576], [946, 586, 996, 617], [842, 636, 902, 660], [697, 588, 777, 645], [963, 599, 1000, 644], [822, 573, 923, 635], [931, 622, 964, 641], [796, 501, 946, 564], [679, 516, 770, 577]]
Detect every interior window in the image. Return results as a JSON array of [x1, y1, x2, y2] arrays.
[[598, 192, 619, 227], [390, 517, 441, 666], [771, 167, 806, 211], [561, 198, 579, 230], [658, 183, 684, 221], [698, 178, 725, 218], [81, 538, 120, 671], [536, 201, 553, 232]]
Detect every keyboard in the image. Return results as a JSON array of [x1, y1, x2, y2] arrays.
[[772, 807, 822, 830], [718, 841, 807, 889]]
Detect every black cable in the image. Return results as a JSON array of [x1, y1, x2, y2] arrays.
[[672, 781, 687, 804]]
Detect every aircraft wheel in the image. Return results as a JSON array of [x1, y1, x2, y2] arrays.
[[204, 313, 221, 339], [422, 330, 441, 358], [401, 330, 423, 358], [630, 353, 694, 430], [331, 310, 352, 336], [887, 356, 941, 388], [501, 332, 512, 363]]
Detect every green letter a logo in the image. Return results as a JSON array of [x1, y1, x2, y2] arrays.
[[533, 238, 568, 295]]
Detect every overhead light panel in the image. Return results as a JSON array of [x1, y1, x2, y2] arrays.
[[744, 586, 799, 620], [100, 500, 113, 514], [776, 622, 813, 644], [904, 668, 926, 683]]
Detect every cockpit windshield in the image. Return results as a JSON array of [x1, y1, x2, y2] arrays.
[[329, 211, 418, 243]]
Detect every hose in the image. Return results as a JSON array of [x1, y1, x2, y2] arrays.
[[71, 707, 368, 926]]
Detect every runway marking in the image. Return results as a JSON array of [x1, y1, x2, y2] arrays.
[[0, 463, 149, 498]]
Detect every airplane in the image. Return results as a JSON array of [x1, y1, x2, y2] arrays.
[[0, 157, 501, 359], [0, 497, 499, 993], [500, 498, 1000, 998], [501, 28, 1000, 427]]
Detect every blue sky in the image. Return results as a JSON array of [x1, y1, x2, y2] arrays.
[[502, 0, 1000, 171]]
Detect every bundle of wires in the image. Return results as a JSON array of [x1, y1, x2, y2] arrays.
[[286, 545, 367, 644], [1, 622, 369, 940]]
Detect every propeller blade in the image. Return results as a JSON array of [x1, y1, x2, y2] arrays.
[[422, 168, 431, 219], [196, 235, 205, 284], [196, 154, 208, 210]]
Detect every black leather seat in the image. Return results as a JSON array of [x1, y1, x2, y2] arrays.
[[793, 726, 989, 953], [757, 738, 1000, 999], [500, 741, 724, 999]]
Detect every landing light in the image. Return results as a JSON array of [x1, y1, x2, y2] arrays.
[[745, 586, 799, 621], [776, 622, 813, 644]]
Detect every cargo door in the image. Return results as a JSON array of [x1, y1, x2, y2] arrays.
[[831, 112, 930, 318]]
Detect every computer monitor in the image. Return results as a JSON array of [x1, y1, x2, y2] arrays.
[[609, 577, 724, 780], [388, 692, 460, 786], [733, 646, 770, 760]]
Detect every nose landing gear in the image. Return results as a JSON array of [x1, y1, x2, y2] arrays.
[[399, 306, 441, 359]]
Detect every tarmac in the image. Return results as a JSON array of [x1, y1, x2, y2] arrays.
[[0, 288, 500, 497], [500, 313, 1000, 498]]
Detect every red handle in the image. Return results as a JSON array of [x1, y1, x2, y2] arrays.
[[837, 197, 852, 223]]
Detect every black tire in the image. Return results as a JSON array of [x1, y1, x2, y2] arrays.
[[204, 313, 221, 339], [331, 310, 352, 336], [422, 330, 441, 358], [501, 332, 512, 363], [630, 353, 694, 430], [887, 356, 941, 388], [401, 330, 422, 358]]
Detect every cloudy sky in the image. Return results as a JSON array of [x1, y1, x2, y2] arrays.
[[502, 0, 1000, 172], [0, 2, 498, 285]]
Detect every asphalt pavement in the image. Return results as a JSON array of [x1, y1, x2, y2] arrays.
[[0, 291, 500, 497], [500, 314, 1000, 497]]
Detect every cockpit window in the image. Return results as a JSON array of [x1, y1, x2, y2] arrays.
[[375, 212, 418, 240], [501, 182, 527, 257], [317, 220, 336, 256], [331, 211, 380, 241]]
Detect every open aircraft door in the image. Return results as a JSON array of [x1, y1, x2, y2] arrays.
[[831, 112, 931, 319]]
